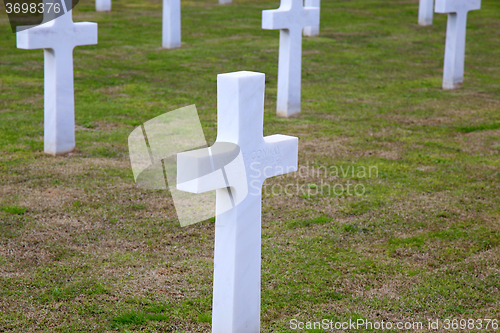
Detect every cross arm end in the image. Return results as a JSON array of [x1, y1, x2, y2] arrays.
[[262, 9, 287, 30], [261, 134, 299, 178], [16, 28, 40, 50], [74, 22, 98, 46]]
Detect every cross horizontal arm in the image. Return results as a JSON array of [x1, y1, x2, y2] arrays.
[[262, 7, 319, 31], [73, 22, 99, 46], [17, 21, 97, 50], [262, 9, 291, 30], [17, 23, 57, 50], [435, 0, 480, 13]]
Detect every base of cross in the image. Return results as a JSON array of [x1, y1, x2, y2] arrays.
[[277, 110, 301, 118], [44, 138, 76, 156], [418, 20, 433, 26], [442, 81, 463, 90], [46, 148, 76, 156]]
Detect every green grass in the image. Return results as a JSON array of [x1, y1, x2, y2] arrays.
[[1, 205, 27, 215], [112, 311, 170, 326], [1, 0, 500, 331], [458, 123, 500, 133]]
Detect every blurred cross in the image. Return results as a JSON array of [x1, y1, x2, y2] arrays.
[[96, 0, 111, 11], [303, 0, 320, 36], [17, 8, 98, 155], [262, 0, 319, 118], [435, 0, 481, 89], [163, 0, 181, 48], [418, 0, 434, 26]]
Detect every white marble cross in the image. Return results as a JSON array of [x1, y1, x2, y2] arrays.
[[418, 0, 434, 26], [303, 0, 320, 36], [262, 0, 319, 118], [435, 0, 480, 89], [177, 71, 298, 332], [96, 0, 111, 11], [17, 10, 98, 155], [163, 0, 181, 48]]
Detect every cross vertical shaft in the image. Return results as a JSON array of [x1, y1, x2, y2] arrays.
[[96, 0, 111, 11], [418, 0, 434, 26], [276, 28, 303, 118], [212, 72, 265, 333], [442, 12, 468, 89], [212, 185, 262, 333], [162, 0, 181, 48], [43, 46, 76, 155]]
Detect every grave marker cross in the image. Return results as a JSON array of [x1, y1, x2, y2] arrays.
[[418, 0, 434, 26], [17, 10, 98, 155], [177, 71, 298, 333], [262, 0, 319, 118], [303, 0, 320, 36], [163, 0, 181, 48], [435, 0, 481, 89], [96, 0, 111, 11]]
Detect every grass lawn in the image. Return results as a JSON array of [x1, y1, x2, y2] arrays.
[[1, 0, 500, 331]]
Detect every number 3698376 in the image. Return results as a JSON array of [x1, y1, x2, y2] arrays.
[[5, 2, 61, 14]]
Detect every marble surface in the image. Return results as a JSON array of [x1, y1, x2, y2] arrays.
[[418, 0, 433, 26], [262, 0, 319, 118], [219, 0, 231, 4], [177, 71, 298, 332], [17, 11, 97, 156], [96, 0, 111, 12], [435, 0, 481, 89], [163, 0, 181, 48], [303, 0, 320, 36]]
